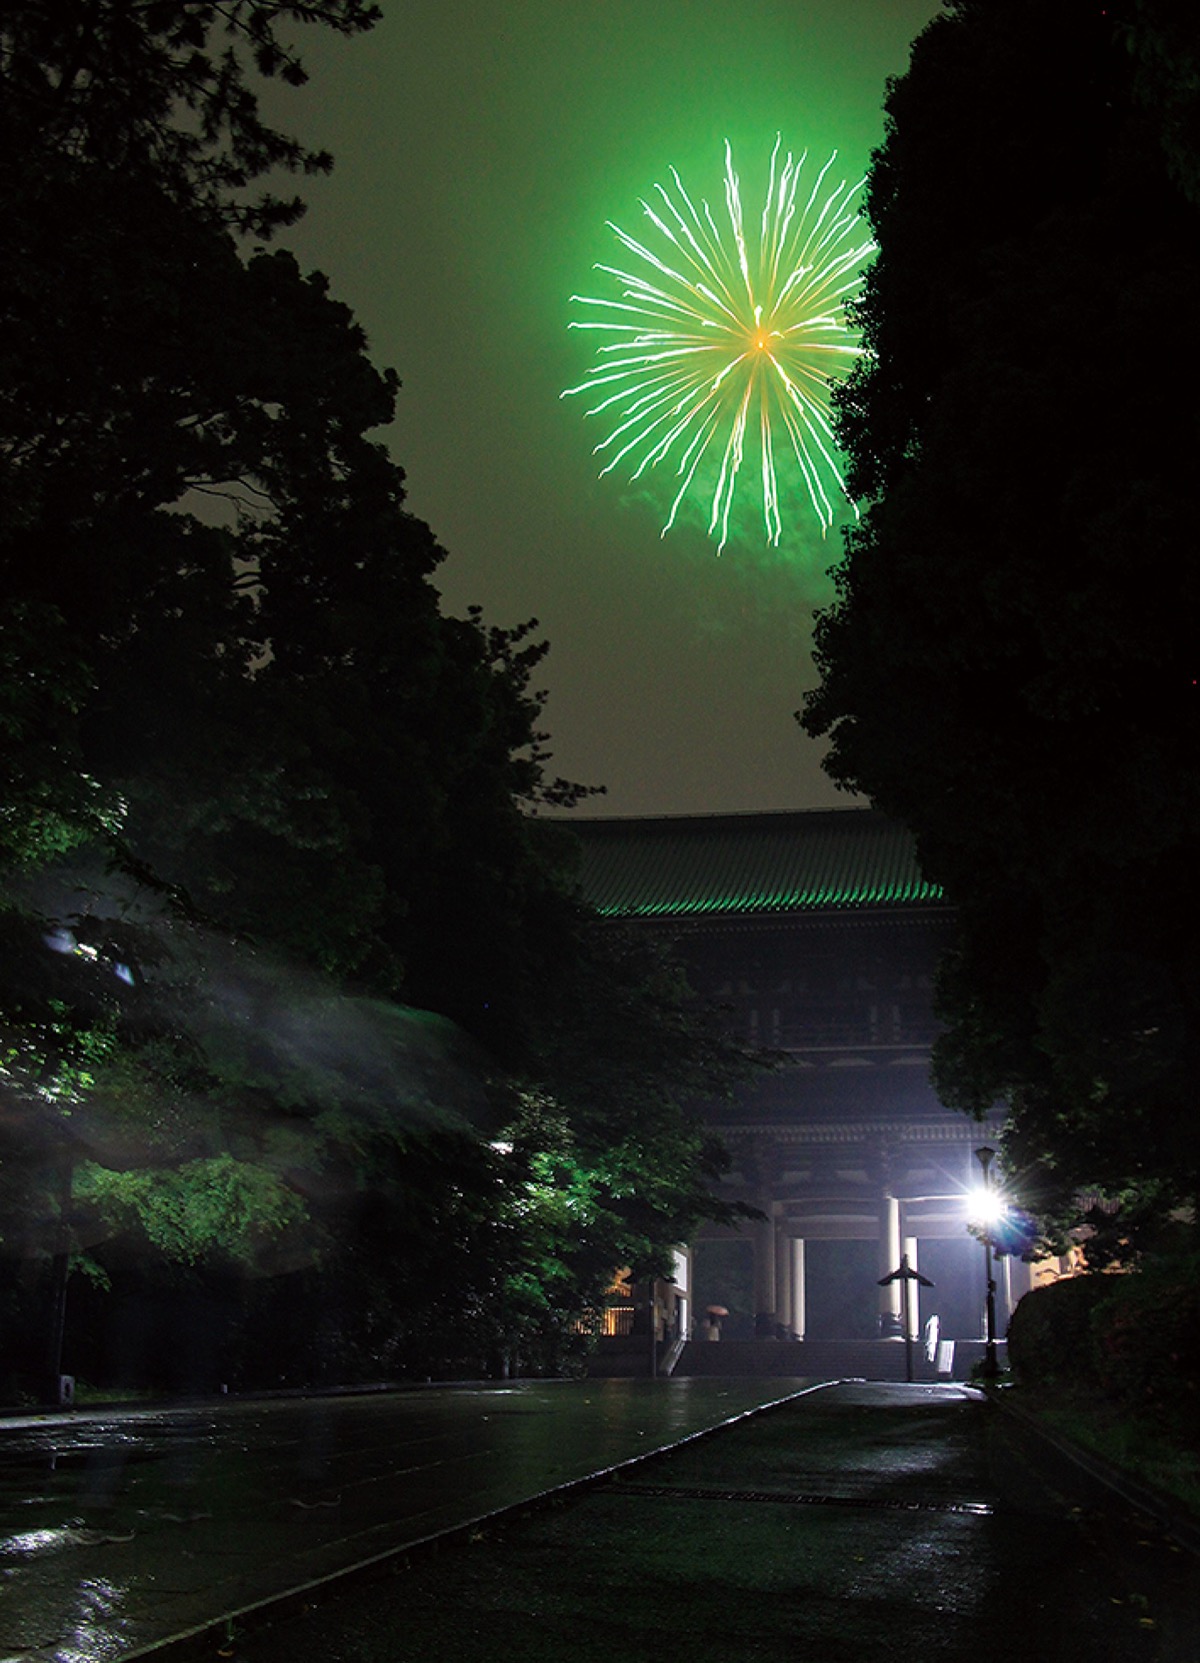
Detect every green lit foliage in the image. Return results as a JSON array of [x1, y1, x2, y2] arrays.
[[0, 893, 749, 1386], [217, 924, 755, 1385], [498, 1090, 699, 1330], [0, 903, 513, 1388], [0, 606, 123, 868], [75, 1156, 310, 1267], [801, 0, 1200, 1248], [514, 911, 756, 1277]]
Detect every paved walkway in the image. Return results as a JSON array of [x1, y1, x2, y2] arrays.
[[224, 1381, 1200, 1663], [0, 1378, 808, 1661]]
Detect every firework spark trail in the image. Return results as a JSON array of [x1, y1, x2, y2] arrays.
[[563, 137, 873, 553]]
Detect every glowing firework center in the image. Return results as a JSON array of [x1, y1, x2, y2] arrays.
[[564, 139, 873, 553]]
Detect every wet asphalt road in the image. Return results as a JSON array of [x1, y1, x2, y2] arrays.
[[0, 1378, 810, 1661]]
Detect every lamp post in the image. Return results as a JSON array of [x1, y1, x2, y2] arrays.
[[974, 1146, 1000, 1379]]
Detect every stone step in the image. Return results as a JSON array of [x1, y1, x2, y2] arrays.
[[673, 1338, 1004, 1382], [588, 1334, 1005, 1381]]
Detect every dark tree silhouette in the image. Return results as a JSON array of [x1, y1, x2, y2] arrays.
[[1, 1, 748, 1394], [801, 0, 1200, 1252]]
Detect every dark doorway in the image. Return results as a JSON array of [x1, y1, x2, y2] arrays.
[[803, 1239, 878, 1339], [917, 1238, 983, 1340]]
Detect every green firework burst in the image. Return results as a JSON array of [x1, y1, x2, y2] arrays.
[[563, 138, 873, 554]]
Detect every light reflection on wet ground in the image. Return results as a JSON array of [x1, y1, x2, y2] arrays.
[[0, 1378, 810, 1660], [211, 1383, 1200, 1663]]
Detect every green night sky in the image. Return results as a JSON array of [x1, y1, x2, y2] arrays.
[[278, 0, 943, 816]]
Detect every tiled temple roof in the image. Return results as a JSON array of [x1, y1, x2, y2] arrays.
[[568, 808, 942, 920]]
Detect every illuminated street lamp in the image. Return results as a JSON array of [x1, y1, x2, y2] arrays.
[[973, 1146, 1000, 1379]]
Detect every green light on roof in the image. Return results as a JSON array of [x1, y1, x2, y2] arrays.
[[599, 877, 942, 920]]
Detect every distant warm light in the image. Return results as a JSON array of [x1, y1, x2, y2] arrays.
[[563, 136, 873, 553]]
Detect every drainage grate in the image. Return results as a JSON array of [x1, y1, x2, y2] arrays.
[[610, 1482, 992, 1517]]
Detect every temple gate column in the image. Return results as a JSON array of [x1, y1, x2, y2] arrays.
[[753, 1215, 777, 1333], [999, 1253, 1015, 1331], [774, 1222, 793, 1337], [792, 1238, 806, 1340], [878, 1194, 902, 1336], [1007, 1254, 1033, 1311], [904, 1235, 920, 1338]]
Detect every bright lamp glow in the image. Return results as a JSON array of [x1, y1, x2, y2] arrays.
[[967, 1186, 1006, 1229]]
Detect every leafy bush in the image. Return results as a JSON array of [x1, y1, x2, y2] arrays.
[[1009, 1257, 1200, 1451], [1007, 1274, 1116, 1387], [1090, 1254, 1200, 1447]]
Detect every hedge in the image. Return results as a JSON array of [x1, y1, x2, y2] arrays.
[[1008, 1254, 1200, 1448]]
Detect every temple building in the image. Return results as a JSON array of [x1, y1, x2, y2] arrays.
[[571, 807, 1029, 1378]]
